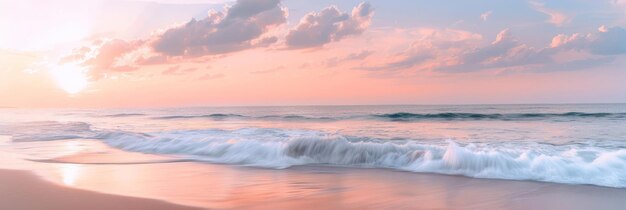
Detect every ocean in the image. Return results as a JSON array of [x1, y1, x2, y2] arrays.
[[1, 104, 626, 188]]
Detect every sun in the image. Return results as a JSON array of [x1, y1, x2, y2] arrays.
[[50, 63, 89, 94]]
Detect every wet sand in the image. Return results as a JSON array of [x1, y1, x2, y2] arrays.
[[4, 163, 626, 210], [30, 162, 626, 209], [0, 169, 201, 210]]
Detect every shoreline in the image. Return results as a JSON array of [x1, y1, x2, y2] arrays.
[[0, 169, 203, 210], [3, 137, 626, 210], [4, 160, 626, 210]]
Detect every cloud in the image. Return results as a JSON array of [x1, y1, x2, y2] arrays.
[[535, 57, 615, 72], [588, 26, 626, 55], [85, 39, 142, 70], [442, 29, 551, 72], [152, 0, 287, 57], [550, 26, 626, 55], [461, 29, 519, 65], [58, 1, 378, 79], [57, 0, 626, 81], [162, 65, 181, 75], [285, 2, 373, 49], [360, 28, 482, 71], [345, 50, 373, 60], [60, 0, 288, 78], [364, 26, 626, 74], [429, 28, 622, 73], [459, 26, 626, 71], [368, 52, 433, 71], [530, 2, 569, 26], [549, 33, 585, 49], [480, 11, 492, 21], [59, 39, 144, 78]]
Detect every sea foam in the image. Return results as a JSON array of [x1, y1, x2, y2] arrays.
[[96, 127, 626, 188]]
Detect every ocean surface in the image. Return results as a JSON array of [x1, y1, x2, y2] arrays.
[[1, 104, 626, 188]]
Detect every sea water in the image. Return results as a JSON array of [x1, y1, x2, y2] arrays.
[[1, 104, 625, 187]]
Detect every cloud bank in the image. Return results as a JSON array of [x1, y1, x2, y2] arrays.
[[55, 0, 626, 79], [60, 1, 374, 78], [366, 25, 626, 73]]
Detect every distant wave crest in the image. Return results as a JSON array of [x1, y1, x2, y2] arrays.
[[152, 112, 626, 121], [0, 121, 95, 141], [102, 113, 146, 118], [155, 113, 246, 119], [374, 112, 625, 121]]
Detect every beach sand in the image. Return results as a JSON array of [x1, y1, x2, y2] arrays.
[[0, 169, 201, 210], [8, 162, 626, 210]]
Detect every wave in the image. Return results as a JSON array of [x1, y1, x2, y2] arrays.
[[156, 114, 342, 121], [372, 112, 626, 121], [94, 128, 626, 188], [374, 112, 503, 120], [102, 113, 146, 118], [4, 121, 626, 187], [258, 115, 340, 121], [0, 121, 96, 141], [152, 112, 626, 122], [154, 114, 246, 120]]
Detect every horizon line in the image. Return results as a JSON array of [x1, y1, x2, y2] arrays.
[[3, 102, 625, 110]]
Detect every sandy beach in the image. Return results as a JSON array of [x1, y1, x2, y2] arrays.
[[4, 153, 626, 210], [0, 169, 201, 210], [1, 138, 626, 210]]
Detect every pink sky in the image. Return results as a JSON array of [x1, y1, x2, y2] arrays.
[[1, 0, 626, 108]]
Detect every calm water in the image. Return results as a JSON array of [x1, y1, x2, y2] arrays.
[[1, 104, 626, 187]]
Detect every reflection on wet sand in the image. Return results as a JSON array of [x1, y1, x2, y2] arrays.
[[43, 152, 626, 210], [60, 164, 81, 186]]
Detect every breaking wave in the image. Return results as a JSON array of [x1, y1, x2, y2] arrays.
[[94, 128, 626, 188], [4, 121, 626, 188]]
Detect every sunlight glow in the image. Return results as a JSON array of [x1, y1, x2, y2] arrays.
[[49, 63, 89, 94], [61, 164, 82, 186]]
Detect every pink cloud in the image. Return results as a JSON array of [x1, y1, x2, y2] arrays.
[[152, 0, 287, 57], [360, 28, 482, 71], [364, 25, 626, 74], [59, 39, 144, 78], [480, 11, 492, 21], [285, 2, 373, 49], [530, 2, 570, 26], [549, 25, 626, 55], [59, 1, 375, 79]]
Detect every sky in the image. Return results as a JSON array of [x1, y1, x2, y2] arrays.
[[1, 0, 626, 108]]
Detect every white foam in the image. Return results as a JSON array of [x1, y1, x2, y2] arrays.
[[0, 121, 95, 141], [97, 128, 626, 188]]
